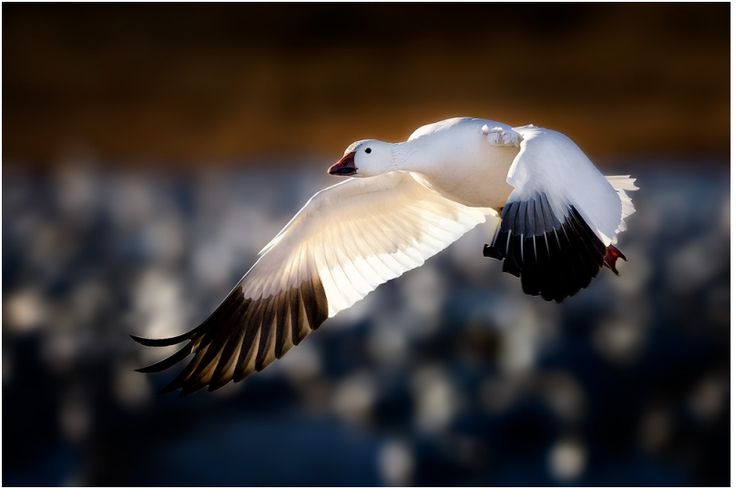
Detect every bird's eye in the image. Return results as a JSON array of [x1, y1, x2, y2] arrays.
[[365, 148, 372, 154]]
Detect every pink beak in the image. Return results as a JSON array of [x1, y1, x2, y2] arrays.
[[328, 151, 357, 176]]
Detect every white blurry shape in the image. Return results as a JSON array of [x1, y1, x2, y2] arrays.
[[143, 215, 186, 263], [593, 319, 645, 365], [541, 371, 586, 421], [60, 390, 91, 441], [486, 297, 551, 373], [133, 269, 188, 337], [106, 174, 158, 228], [631, 186, 669, 240], [375, 300, 442, 342], [245, 208, 285, 254], [367, 319, 408, 366], [5, 289, 48, 332], [608, 244, 650, 296], [191, 170, 286, 266], [114, 363, 153, 408], [640, 408, 672, 452], [616, 195, 660, 246], [399, 263, 446, 319], [332, 371, 377, 424], [221, 204, 284, 257], [55, 164, 99, 224], [378, 439, 414, 486], [190, 201, 285, 292], [411, 366, 461, 433], [192, 238, 238, 290], [667, 236, 724, 294], [689, 376, 726, 421], [548, 438, 586, 482], [42, 326, 79, 373]]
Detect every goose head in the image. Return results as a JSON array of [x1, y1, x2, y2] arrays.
[[328, 139, 395, 177]]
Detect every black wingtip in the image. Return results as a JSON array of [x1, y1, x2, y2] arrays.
[[130, 329, 196, 347], [130, 334, 153, 345], [135, 344, 193, 373], [487, 202, 613, 302], [134, 279, 329, 395]]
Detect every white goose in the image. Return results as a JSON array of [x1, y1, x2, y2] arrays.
[[133, 117, 638, 394]]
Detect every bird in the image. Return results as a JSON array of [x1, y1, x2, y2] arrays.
[[132, 117, 638, 394]]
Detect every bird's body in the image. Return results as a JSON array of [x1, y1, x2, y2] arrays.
[[402, 117, 517, 208], [133, 117, 638, 394]]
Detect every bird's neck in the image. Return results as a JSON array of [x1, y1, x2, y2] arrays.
[[390, 138, 441, 173]]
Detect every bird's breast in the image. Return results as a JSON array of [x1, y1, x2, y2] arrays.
[[415, 139, 517, 210]]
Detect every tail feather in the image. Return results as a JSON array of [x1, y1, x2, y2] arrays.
[[606, 175, 638, 237]]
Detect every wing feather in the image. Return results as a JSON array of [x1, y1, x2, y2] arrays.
[[134, 171, 491, 393], [486, 127, 638, 302]]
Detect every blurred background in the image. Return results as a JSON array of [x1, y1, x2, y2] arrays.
[[2, 3, 729, 486]]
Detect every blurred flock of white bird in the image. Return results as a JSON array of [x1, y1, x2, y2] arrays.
[[3, 158, 729, 485]]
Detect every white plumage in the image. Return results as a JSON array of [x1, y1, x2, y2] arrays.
[[133, 116, 638, 394], [506, 125, 624, 245], [246, 172, 489, 318]]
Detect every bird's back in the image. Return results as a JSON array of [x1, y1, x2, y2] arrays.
[[407, 116, 506, 141], [405, 117, 518, 209]]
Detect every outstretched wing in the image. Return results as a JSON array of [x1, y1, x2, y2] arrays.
[[133, 172, 492, 394], [485, 126, 637, 302]]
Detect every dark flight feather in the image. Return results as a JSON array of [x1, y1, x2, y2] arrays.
[[485, 192, 624, 303], [133, 275, 329, 395]]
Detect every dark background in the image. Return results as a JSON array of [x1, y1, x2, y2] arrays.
[[3, 2, 729, 165], [3, 3, 730, 486]]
